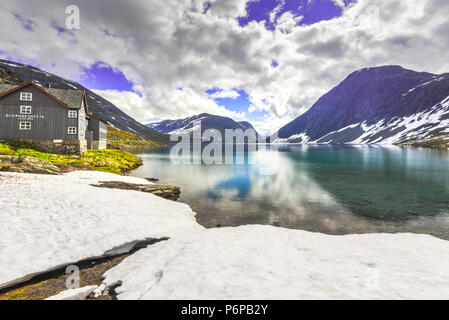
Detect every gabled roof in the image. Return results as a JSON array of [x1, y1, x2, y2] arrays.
[[0, 81, 75, 110], [0, 84, 20, 94], [45, 88, 84, 110], [0, 81, 106, 123]]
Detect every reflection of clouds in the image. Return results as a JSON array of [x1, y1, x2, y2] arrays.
[[133, 146, 449, 239], [246, 154, 356, 232]]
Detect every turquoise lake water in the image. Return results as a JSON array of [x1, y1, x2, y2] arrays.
[[131, 145, 449, 240]]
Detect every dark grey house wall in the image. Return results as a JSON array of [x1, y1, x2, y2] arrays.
[[88, 118, 107, 141], [99, 120, 107, 141], [0, 85, 79, 140]]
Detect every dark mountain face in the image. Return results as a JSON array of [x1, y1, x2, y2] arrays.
[[237, 121, 257, 132], [149, 113, 259, 138], [276, 66, 449, 144], [0, 59, 169, 143]]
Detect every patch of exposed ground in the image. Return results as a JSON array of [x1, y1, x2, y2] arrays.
[[0, 238, 167, 300], [91, 181, 181, 201], [0, 256, 128, 300], [399, 136, 449, 149]]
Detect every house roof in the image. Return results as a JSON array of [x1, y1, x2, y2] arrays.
[[0, 84, 18, 94], [0, 82, 83, 109], [0, 82, 106, 122], [45, 88, 84, 110]]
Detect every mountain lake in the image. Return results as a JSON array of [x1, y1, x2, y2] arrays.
[[131, 144, 449, 240]]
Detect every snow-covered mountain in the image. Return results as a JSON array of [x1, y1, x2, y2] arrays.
[[149, 113, 259, 138], [275, 66, 449, 144], [0, 59, 169, 143]]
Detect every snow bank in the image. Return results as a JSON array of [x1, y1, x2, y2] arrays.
[[103, 225, 449, 300], [45, 286, 97, 300], [0, 171, 202, 287]]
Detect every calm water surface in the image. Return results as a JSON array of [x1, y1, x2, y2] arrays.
[[131, 145, 449, 240]]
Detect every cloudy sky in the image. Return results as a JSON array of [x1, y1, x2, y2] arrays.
[[1, 0, 449, 134]]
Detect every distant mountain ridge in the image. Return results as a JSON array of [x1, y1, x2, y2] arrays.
[[0, 59, 169, 143], [149, 113, 259, 138], [275, 65, 449, 144]]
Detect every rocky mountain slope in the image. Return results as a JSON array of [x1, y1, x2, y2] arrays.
[[149, 113, 259, 138], [275, 66, 449, 144], [0, 59, 169, 144]]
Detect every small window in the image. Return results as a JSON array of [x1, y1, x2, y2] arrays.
[[68, 126, 77, 135], [19, 121, 31, 130], [20, 105, 32, 114], [68, 110, 78, 118], [20, 92, 32, 101]]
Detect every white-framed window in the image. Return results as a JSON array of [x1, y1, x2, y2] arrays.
[[68, 110, 78, 118], [20, 92, 33, 101], [19, 121, 31, 130], [20, 105, 32, 114], [68, 126, 77, 135]]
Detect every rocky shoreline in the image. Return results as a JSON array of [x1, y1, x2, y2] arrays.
[[0, 151, 181, 200], [397, 136, 449, 149], [91, 181, 181, 201]]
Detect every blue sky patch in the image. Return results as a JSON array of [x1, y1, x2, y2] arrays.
[[239, 0, 356, 30], [79, 62, 135, 92], [208, 89, 250, 113]]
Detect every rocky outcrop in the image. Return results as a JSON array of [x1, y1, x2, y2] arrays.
[[91, 181, 181, 201], [0, 65, 22, 85], [0, 155, 64, 175], [398, 137, 449, 149]]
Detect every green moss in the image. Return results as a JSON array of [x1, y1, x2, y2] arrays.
[[0, 127, 160, 173], [0, 141, 142, 174], [79, 150, 142, 173], [107, 125, 165, 152], [107, 125, 142, 141]]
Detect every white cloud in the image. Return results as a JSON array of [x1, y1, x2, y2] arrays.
[[1, 0, 448, 133], [208, 89, 241, 99], [93, 87, 246, 121], [331, 0, 346, 8]]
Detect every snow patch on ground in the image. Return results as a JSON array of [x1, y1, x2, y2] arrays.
[[0, 62, 21, 68], [273, 132, 311, 144], [402, 77, 446, 96], [45, 286, 97, 300], [0, 171, 202, 287], [64, 82, 79, 90], [103, 225, 449, 300]]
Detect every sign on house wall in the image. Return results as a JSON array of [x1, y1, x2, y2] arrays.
[[5, 114, 45, 120]]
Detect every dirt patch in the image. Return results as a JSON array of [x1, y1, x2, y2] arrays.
[[0, 238, 168, 300], [0, 255, 128, 300]]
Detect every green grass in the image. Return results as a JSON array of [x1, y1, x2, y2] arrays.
[[107, 125, 165, 152], [107, 125, 143, 141], [0, 141, 142, 174]]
